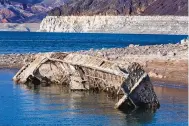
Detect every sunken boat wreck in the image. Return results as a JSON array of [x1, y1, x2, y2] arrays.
[[13, 52, 160, 111]]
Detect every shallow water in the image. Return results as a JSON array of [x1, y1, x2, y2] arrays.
[[0, 32, 187, 54], [0, 69, 188, 125]]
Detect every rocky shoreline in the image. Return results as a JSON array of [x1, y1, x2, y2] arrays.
[[0, 23, 40, 32], [77, 42, 188, 84], [0, 42, 188, 85]]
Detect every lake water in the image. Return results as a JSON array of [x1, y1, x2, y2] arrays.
[[0, 32, 188, 125], [0, 69, 188, 125], [0, 32, 187, 54]]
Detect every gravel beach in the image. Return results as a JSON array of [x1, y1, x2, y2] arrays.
[[0, 42, 188, 84], [77, 43, 188, 84]]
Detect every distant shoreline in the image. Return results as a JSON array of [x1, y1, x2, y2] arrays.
[[0, 43, 187, 85], [0, 16, 188, 35], [39, 16, 188, 35], [0, 23, 40, 32]]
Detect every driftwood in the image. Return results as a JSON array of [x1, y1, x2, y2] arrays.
[[13, 53, 160, 111]]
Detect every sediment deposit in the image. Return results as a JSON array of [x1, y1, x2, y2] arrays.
[[39, 16, 188, 35]]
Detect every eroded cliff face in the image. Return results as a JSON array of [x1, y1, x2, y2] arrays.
[[39, 16, 188, 34]]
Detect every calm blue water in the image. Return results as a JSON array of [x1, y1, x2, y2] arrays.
[[0, 32, 187, 54], [0, 69, 188, 125], [0, 32, 188, 125]]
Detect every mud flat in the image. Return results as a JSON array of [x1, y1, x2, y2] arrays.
[[0, 42, 188, 84]]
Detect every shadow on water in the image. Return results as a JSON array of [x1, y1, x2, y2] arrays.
[[122, 108, 155, 124], [0, 69, 188, 125]]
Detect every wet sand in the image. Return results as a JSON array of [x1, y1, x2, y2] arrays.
[[0, 43, 188, 85]]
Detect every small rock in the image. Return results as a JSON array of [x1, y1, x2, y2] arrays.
[[135, 44, 140, 47], [162, 52, 167, 56], [129, 44, 134, 48], [157, 51, 161, 56], [148, 71, 163, 79], [180, 39, 188, 45], [89, 48, 94, 52], [168, 51, 176, 57]]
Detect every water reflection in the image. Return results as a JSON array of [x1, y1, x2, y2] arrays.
[[0, 69, 188, 125], [154, 86, 188, 104], [18, 84, 156, 125]]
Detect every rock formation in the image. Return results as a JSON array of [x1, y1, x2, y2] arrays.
[[48, 0, 188, 16], [39, 16, 188, 34], [0, 0, 187, 23], [0, 0, 65, 23], [13, 52, 160, 111]]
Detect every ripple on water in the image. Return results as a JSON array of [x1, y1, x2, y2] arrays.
[[0, 69, 188, 125]]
